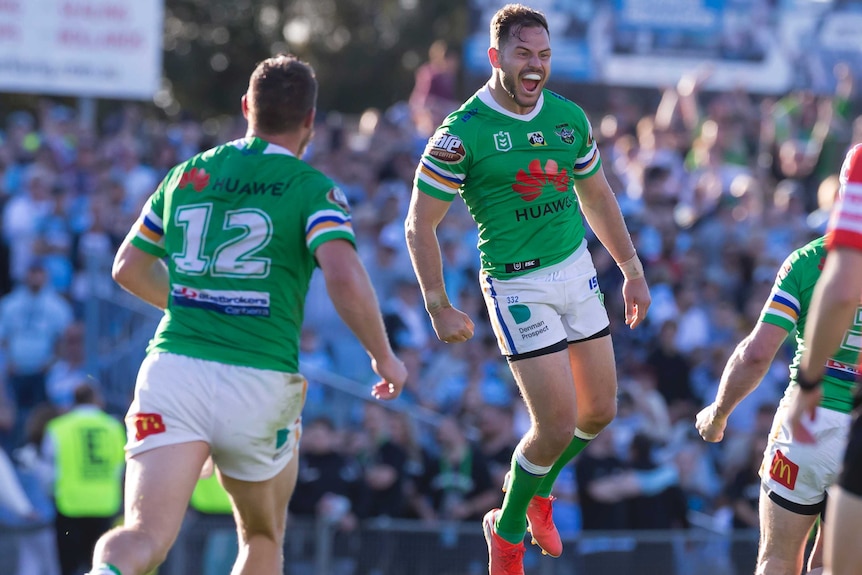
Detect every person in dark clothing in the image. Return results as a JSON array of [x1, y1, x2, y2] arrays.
[[645, 319, 696, 420], [575, 427, 631, 530], [407, 416, 499, 575], [289, 417, 363, 529], [353, 403, 408, 575]]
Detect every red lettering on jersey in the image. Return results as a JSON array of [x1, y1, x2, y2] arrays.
[[769, 449, 799, 490], [131, 413, 166, 440]]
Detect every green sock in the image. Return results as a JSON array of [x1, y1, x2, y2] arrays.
[[535, 434, 591, 498], [495, 451, 550, 544], [88, 564, 122, 575]]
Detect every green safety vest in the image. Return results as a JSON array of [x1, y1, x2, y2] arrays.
[[47, 409, 126, 517], [190, 473, 232, 514]]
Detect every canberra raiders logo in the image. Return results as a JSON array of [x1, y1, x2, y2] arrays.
[[554, 124, 575, 145]]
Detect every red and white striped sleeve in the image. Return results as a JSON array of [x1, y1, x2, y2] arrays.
[[827, 143, 862, 251]]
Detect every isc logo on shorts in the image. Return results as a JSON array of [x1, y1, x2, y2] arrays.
[[769, 449, 799, 490], [130, 413, 167, 441]]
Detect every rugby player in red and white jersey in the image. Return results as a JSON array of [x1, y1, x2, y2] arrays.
[[789, 142, 862, 575]]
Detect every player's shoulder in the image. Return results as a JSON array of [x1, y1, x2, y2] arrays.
[[543, 90, 587, 115], [436, 95, 485, 134], [779, 236, 827, 280], [795, 235, 828, 258], [840, 143, 862, 188]]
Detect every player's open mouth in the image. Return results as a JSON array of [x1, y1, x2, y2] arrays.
[[522, 72, 542, 93]]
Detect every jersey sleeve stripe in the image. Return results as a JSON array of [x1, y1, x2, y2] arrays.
[[306, 225, 354, 247], [305, 210, 351, 233], [573, 147, 599, 176], [142, 214, 164, 235], [421, 159, 463, 184], [766, 301, 798, 323], [305, 210, 354, 246], [418, 162, 462, 193], [772, 292, 801, 315], [135, 216, 164, 247]]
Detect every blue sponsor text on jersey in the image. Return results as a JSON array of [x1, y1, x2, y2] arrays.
[[171, 285, 271, 317]]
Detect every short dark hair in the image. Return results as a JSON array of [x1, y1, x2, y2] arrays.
[[490, 4, 549, 50], [247, 54, 318, 134], [73, 381, 101, 406]]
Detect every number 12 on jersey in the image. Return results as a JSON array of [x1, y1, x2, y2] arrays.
[[172, 203, 274, 278]]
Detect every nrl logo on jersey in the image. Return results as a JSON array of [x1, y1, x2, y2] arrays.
[[554, 124, 575, 145], [527, 132, 547, 147], [427, 132, 466, 164], [494, 131, 512, 152]]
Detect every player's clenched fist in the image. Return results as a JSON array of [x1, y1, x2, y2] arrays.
[[429, 306, 474, 344], [695, 403, 728, 443]]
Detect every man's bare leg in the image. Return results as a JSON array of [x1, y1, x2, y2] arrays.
[[220, 455, 299, 575], [90, 441, 210, 575], [756, 493, 819, 575]]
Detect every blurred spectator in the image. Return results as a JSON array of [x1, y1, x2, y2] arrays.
[[409, 416, 495, 575], [575, 427, 631, 530], [0, 377, 15, 450], [0, 444, 35, 519], [290, 417, 362, 531], [645, 319, 696, 421], [382, 276, 430, 353], [409, 39, 460, 135], [11, 403, 61, 575], [412, 416, 497, 523], [626, 434, 688, 530], [475, 403, 518, 488], [43, 384, 125, 575], [45, 322, 89, 411], [354, 402, 407, 519], [352, 403, 408, 575], [2, 164, 55, 284], [0, 261, 73, 448]]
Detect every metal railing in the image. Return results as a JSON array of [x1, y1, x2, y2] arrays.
[[159, 515, 759, 575]]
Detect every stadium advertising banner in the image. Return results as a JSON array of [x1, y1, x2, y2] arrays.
[[0, 0, 163, 99], [465, 0, 862, 95]]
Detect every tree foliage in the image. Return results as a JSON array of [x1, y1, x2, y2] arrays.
[[162, 0, 468, 119]]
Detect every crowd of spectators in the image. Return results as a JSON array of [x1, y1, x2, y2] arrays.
[[0, 58, 860, 574]]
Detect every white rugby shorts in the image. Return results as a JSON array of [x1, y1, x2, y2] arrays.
[[125, 352, 307, 482], [759, 397, 851, 510], [480, 242, 610, 357]]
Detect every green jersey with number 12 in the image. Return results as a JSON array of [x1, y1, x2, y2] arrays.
[[129, 136, 354, 373], [414, 86, 601, 279], [760, 236, 860, 413]]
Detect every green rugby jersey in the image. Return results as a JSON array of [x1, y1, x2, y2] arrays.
[[760, 236, 860, 413], [129, 136, 354, 373], [414, 86, 601, 279]]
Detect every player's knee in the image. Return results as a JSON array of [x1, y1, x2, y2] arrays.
[[94, 524, 174, 571], [540, 420, 579, 455], [580, 401, 616, 433], [237, 514, 286, 547]]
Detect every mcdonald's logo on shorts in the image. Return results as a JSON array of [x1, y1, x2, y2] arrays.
[[130, 413, 167, 441], [769, 449, 799, 490]]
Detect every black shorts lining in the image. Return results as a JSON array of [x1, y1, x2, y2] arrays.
[[507, 339, 567, 363], [568, 325, 611, 345], [761, 483, 825, 516]]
